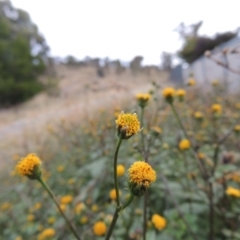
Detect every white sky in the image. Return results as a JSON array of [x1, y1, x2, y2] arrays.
[[11, 0, 240, 65]]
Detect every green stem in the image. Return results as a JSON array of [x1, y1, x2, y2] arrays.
[[105, 195, 134, 240], [170, 103, 188, 138], [114, 138, 123, 207], [140, 106, 145, 156], [38, 177, 81, 240]]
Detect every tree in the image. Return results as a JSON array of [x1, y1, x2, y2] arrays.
[[161, 52, 172, 72], [0, 0, 49, 106], [176, 21, 238, 63]]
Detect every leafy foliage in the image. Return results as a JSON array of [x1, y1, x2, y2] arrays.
[[0, 1, 49, 106]]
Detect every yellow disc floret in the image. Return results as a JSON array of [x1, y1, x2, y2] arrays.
[[16, 153, 42, 179], [115, 112, 140, 139]]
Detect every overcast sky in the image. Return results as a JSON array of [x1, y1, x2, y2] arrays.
[[11, 0, 240, 65]]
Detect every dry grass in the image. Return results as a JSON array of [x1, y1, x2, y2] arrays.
[[0, 65, 168, 171]]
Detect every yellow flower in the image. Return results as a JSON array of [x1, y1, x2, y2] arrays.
[[187, 78, 196, 86], [27, 214, 35, 222], [234, 125, 240, 132], [136, 93, 151, 108], [57, 165, 64, 172], [91, 204, 98, 212], [226, 187, 240, 197], [128, 161, 156, 197], [60, 195, 73, 205], [179, 139, 191, 151], [38, 228, 55, 240], [115, 112, 140, 139], [75, 202, 86, 214], [211, 104, 222, 114], [47, 217, 56, 224], [212, 80, 219, 86], [198, 152, 205, 160], [117, 164, 125, 176], [151, 126, 162, 136], [109, 189, 121, 200], [151, 214, 167, 230], [194, 111, 203, 119], [34, 202, 42, 210], [1, 202, 12, 211], [235, 103, 240, 109], [93, 221, 107, 236], [68, 178, 75, 184], [162, 87, 175, 103], [176, 89, 186, 101], [163, 143, 169, 149], [15, 237, 22, 240], [80, 216, 88, 224], [15, 153, 42, 179], [60, 204, 66, 212]]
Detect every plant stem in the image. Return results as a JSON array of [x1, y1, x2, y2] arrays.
[[38, 177, 81, 240], [140, 106, 146, 158], [105, 195, 134, 240], [170, 103, 188, 138], [114, 138, 122, 207], [143, 191, 148, 240]]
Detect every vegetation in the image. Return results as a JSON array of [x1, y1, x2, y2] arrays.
[[177, 21, 238, 63], [1, 77, 240, 239], [0, 0, 48, 106]]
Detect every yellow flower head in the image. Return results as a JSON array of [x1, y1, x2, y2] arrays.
[[1, 202, 12, 211], [117, 164, 125, 176], [75, 202, 86, 215], [109, 189, 121, 200], [151, 126, 162, 136], [16, 153, 42, 180], [212, 80, 219, 86], [211, 104, 222, 114], [187, 78, 196, 86], [162, 87, 175, 103], [60, 195, 73, 205], [15, 237, 22, 240], [27, 214, 35, 222], [57, 165, 64, 172], [136, 93, 151, 108], [93, 221, 107, 236], [47, 217, 56, 224], [80, 216, 88, 224], [194, 111, 203, 119], [91, 204, 98, 212], [179, 139, 191, 151], [151, 214, 167, 230], [176, 89, 186, 101], [128, 161, 156, 197], [226, 186, 240, 197], [235, 103, 240, 109], [115, 112, 140, 139], [38, 228, 55, 240], [234, 125, 240, 132]]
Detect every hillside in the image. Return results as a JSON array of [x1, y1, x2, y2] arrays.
[[0, 65, 168, 170]]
